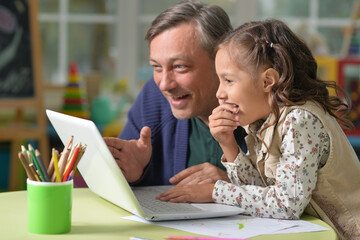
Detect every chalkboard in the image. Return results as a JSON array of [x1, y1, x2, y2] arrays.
[[0, 0, 49, 191], [0, 0, 39, 100]]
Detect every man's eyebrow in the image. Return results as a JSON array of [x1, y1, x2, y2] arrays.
[[149, 58, 158, 63], [149, 56, 192, 63]]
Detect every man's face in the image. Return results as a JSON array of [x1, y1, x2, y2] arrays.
[[149, 22, 219, 124]]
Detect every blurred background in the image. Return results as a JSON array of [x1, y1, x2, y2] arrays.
[[1, 0, 360, 191]]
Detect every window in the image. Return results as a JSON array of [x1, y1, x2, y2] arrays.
[[39, 0, 358, 99], [39, 0, 117, 87], [257, 0, 358, 55]]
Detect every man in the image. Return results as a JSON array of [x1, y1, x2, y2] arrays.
[[104, 1, 246, 186]]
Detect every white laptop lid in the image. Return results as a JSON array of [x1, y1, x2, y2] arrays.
[[46, 109, 243, 221], [46, 109, 145, 218]]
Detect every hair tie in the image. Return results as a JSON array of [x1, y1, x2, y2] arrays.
[[265, 40, 274, 48]]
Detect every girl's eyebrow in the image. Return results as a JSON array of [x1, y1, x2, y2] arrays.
[[218, 70, 234, 78]]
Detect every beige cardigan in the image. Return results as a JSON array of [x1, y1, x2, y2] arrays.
[[246, 101, 360, 240]]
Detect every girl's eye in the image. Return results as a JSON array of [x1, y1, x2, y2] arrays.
[[225, 78, 233, 83]]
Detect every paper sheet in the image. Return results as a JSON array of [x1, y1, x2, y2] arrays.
[[122, 215, 327, 238], [272, 218, 329, 234]]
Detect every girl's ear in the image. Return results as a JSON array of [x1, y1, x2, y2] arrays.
[[262, 68, 279, 92]]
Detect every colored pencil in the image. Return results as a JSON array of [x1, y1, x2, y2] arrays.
[[28, 163, 40, 181], [18, 152, 36, 181], [52, 136, 73, 182], [52, 148, 61, 182], [69, 144, 86, 179], [35, 149, 51, 182], [21, 145, 30, 163], [28, 144, 46, 182], [62, 144, 80, 182], [47, 153, 55, 177]]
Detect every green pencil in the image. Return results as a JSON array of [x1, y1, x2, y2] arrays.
[[28, 144, 46, 182]]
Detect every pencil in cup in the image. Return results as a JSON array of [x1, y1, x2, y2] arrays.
[[47, 151, 55, 178], [63, 143, 86, 181], [62, 143, 81, 182], [17, 136, 86, 183], [52, 148, 61, 182], [35, 149, 51, 182], [51, 136, 86, 182], [18, 148, 40, 182], [69, 144, 86, 179], [27, 144, 46, 181], [29, 163, 41, 181], [18, 152, 36, 181], [21, 145, 31, 164], [52, 136, 73, 182]]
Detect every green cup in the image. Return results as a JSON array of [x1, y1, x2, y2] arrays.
[[27, 179, 73, 234]]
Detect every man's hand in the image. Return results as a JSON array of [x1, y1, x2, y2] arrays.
[[104, 126, 152, 183], [169, 162, 230, 186], [157, 183, 215, 203]]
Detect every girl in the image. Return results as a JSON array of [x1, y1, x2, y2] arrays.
[[157, 19, 360, 240]]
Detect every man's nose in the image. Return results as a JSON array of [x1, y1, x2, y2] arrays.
[[158, 70, 177, 91]]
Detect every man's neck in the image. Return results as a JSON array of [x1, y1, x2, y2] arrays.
[[196, 115, 209, 126]]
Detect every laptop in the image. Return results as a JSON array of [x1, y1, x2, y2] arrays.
[[46, 109, 243, 221]]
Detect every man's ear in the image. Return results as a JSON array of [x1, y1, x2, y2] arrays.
[[262, 68, 279, 92]]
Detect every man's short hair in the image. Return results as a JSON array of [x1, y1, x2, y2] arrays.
[[145, 0, 232, 58]]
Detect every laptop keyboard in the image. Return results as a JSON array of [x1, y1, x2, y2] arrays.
[[134, 187, 203, 213]]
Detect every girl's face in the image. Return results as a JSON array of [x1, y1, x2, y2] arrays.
[[215, 48, 273, 126]]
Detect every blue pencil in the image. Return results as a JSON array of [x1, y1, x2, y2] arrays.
[[35, 149, 51, 182]]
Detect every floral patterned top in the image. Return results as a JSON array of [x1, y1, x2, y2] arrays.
[[212, 109, 330, 219]]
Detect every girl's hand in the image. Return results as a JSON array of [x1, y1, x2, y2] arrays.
[[209, 103, 240, 162], [156, 184, 215, 203], [209, 103, 239, 146]]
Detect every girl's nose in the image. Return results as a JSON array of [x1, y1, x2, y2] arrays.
[[216, 84, 226, 100]]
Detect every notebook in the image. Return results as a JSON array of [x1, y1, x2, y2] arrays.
[[46, 109, 243, 221]]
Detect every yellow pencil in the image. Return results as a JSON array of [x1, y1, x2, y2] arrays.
[[52, 148, 61, 182], [52, 136, 73, 181], [64, 143, 79, 174]]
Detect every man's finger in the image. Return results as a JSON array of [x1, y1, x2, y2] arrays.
[[177, 171, 204, 186], [169, 164, 203, 184], [104, 137, 123, 149], [107, 145, 120, 156], [198, 178, 213, 185], [138, 126, 152, 146]]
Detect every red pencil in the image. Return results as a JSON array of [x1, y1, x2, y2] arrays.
[[62, 145, 80, 182]]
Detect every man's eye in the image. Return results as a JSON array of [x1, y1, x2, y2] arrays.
[[175, 65, 184, 69], [225, 78, 233, 83], [151, 64, 162, 71]]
